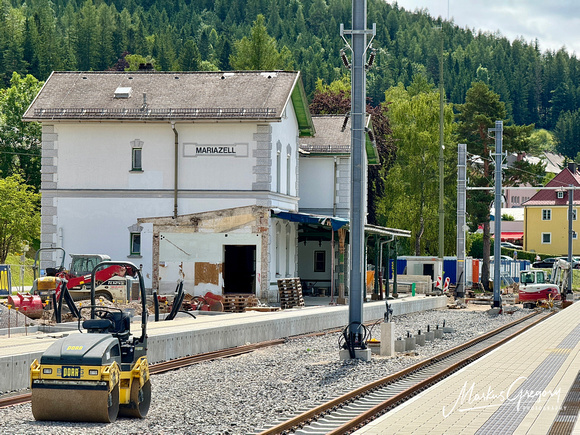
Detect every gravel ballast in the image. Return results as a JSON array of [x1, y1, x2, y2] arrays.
[[0, 306, 534, 434]]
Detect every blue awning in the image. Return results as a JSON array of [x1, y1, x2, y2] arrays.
[[271, 210, 349, 231]]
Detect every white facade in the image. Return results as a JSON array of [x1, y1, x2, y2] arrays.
[[40, 111, 301, 300]]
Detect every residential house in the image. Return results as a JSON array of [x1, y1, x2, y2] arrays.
[[523, 163, 580, 255], [505, 151, 564, 208]]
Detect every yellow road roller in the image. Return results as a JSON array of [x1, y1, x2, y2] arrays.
[[30, 261, 150, 422]]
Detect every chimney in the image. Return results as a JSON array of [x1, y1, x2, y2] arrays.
[[568, 162, 577, 174], [138, 63, 154, 71]]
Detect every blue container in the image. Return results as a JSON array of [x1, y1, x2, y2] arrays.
[[443, 258, 457, 285], [396, 258, 407, 277]]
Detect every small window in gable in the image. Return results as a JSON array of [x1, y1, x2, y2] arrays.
[[557, 191, 564, 199]]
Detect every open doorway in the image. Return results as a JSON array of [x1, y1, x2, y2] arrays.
[[224, 245, 256, 294], [423, 263, 434, 281]]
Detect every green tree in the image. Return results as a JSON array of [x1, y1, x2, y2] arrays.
[[0, 174, 40, 263], [230, 14, 293, 70], [124, 54, 156, 71], [0, 72, 43, 189], [378, 75, 455, 255], [528, 129, 555, 154], [554, 109, 580, 158], [456, 81, 534, 290], [177, 39, 201, 71]]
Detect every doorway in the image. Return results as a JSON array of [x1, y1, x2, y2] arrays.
[[423, 263, 434, 281], [224, 245, 256, 294]]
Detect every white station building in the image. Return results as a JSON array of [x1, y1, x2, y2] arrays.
[[24, 70, 405, 303]]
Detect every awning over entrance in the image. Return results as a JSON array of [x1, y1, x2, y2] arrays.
[[271, 210, 349, 231], [500, 232, 524, 241], [364, 224, 411, 238], [271, 210, 411, 237]]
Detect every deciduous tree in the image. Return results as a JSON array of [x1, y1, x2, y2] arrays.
[[378, 75, 455, 255], [0, 72, 43, 189], [0, 174, 40, 264]]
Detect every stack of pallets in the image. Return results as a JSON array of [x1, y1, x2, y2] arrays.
[[277, 278, 305, 309], [222, 294, 259, 313]]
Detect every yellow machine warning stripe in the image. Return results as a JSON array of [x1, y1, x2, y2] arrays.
[[30, 360, 120, 386]]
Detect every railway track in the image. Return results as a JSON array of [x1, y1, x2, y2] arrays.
[[0, 318, 380, 410], [0, 338, 286, 409], [257, 310, 553, 435]]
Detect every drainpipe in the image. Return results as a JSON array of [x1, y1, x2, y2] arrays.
[[171, 122, 178, 219], [333, 157, 338, 217]]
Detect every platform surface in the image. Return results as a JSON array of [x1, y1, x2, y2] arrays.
[[0, 295, 447, 393], [354, 301, 580, 435]]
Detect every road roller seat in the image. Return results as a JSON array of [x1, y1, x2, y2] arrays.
[[83, 318, 113, 333], [107, 311, 132, 341], [83, 310, 131, 341]]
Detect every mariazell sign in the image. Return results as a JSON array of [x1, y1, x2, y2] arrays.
[[184, 143, 248, 157]]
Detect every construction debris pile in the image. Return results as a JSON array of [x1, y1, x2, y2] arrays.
[[0, 304, 37, 328], [37, 297, 146, 324]]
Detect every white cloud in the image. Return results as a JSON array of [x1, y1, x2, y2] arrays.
[[393, 0, 580, 54]]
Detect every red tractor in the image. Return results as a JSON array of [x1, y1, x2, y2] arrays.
[[31, 249, 136, 322]]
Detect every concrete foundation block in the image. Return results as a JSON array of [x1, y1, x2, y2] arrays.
[[339, 348, 372, 361], [405, 336, 416, 351], [395, 338, 406, 353], [434, 329, 443, 339], [380, 322, 395, 357], [425, 331, 435, 342], [415, 333, 426, 346]]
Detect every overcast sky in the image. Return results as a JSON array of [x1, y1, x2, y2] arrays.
[[392, 0, 580, 55]]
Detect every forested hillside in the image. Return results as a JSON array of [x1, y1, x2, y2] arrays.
[[1, 0, 579, 131], [0, 0, 580, 130]]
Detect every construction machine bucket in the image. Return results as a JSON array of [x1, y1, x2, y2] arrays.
[[31, 383, 119, 423]]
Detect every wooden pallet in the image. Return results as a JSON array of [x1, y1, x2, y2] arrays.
[[222, 294, 259, 313], [277, 278, 305, 309]]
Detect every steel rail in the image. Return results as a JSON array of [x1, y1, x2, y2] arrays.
[[259, 310, 553, 435]]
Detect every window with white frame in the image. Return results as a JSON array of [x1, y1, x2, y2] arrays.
[[314, 251, 326, 273], [542, 209, 551, 220], [541, 232, 551, 244], [574, 231, 578, 240], [567, 209, 577, 221], [557, 191, 564, 199]]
